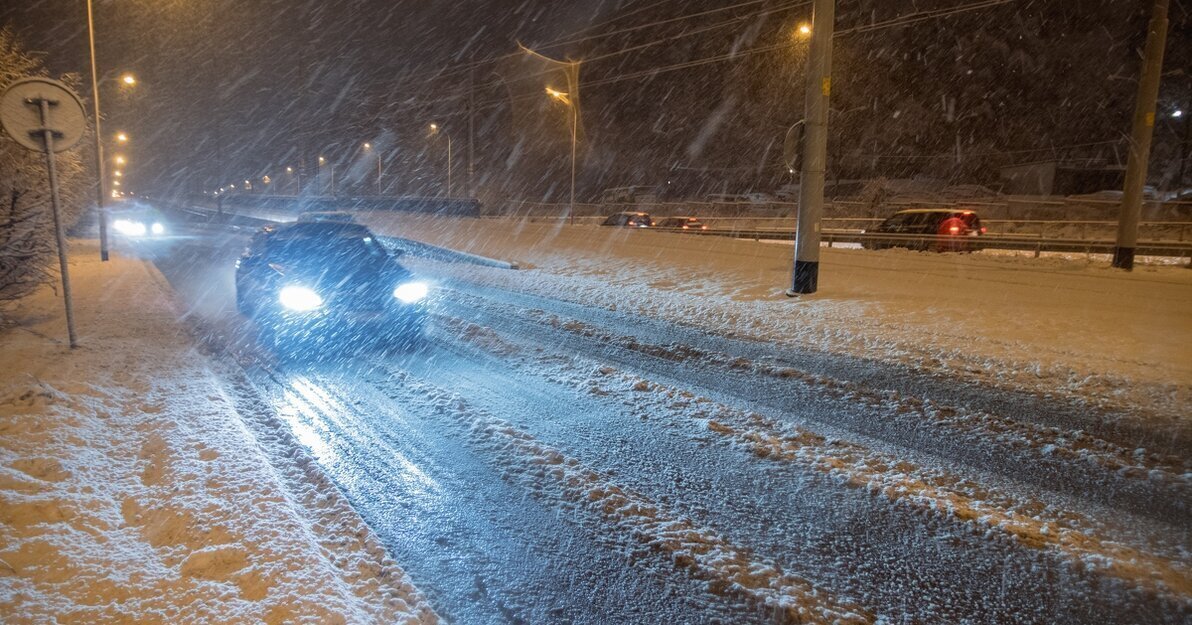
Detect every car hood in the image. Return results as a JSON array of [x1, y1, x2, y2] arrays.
[[270, 259, 411, 293]]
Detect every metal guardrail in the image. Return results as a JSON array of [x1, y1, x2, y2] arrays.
[[662, 227, 1192, 258]]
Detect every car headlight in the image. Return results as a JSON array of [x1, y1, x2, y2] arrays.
[[278, 285, 324, 311], [151, 222, 165, 235], [114, 219, 147, 236], [393, 281, 428, 304]]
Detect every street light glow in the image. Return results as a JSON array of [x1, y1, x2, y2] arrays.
[[286, 166, 293, 173], [115, 132, 128, 142], [545, 87, 570, 104], [115, 156, 126, 165], [363, 142, 372, 149], [795, 23, 812, 38], [429, 123, 439, 132], [319, 156, 326, 164], [121, 73, 137, 86], [1174, 110, 1184, 118], [114, 171, 122, 177]]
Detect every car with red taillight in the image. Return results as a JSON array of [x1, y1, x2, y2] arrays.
[[863, 209, 985, 252], [656, 216, 708, 230]]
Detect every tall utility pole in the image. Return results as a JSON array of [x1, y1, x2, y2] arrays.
[[86, 0, 109, 261], [468, 63, 476, 198], [787, 0, 835, 295], [1114, 0, 1169, 271]]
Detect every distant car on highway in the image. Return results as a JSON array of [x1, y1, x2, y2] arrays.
[[296, 210, 357, 224], [863, 208, 985, 252], [601, 212, 654, 227], [656, 216, 708, 230], [110, 205, 170, 238], [235, 221, 428, 352]]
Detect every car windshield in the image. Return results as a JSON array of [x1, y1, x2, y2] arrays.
[[268, 230, 387, 265]]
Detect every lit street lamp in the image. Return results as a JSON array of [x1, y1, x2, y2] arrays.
[[545, 87, 578, 224], [362, 142, 382, 195], [115, 131, 128, 143], [318, 156, 336, 195], [86, 0, 138, 261], [429, 124, 453, 198]]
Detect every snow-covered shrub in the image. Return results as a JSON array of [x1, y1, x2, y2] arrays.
[[0, 28, 88, 320]]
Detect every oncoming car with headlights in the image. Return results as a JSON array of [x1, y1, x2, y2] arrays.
[[235, 222, 429, 351], [110, 206, 169, 238]]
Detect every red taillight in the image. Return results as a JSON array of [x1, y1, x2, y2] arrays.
[[682, 225, 689, 229], [979, 227, 987, 234], [701, 225, 708, 230], [948, 225, 961, 234]]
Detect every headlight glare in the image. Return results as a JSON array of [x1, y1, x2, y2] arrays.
[[393, 281, 428, 303], [279, 285, 323, 311], [151, 222, 165, 235], [114, 219, 147, 236]]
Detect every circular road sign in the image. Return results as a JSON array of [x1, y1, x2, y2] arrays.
[[0, 77, 87, 153]]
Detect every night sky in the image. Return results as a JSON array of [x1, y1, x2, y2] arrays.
[[2, 1, 1188, 199]]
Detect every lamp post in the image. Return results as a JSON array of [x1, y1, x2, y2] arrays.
[[546, 87, 577, 224], [318, 156, 335, 195], [429, 124, 452, 198], [363, 142, 382, 195]]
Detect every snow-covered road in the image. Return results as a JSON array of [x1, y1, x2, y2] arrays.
[[142, 219, 1189, 624]]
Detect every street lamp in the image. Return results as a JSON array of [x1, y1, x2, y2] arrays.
[[318, 156, 335, 195], [114, 155, 126, 166], [795, 23, 812, 38], [545, 87, 578, 224], [115, 131, 128, 143], [429, 124, 453, 198], [86, 0, 139, 261], [362, 142, 382, 195]]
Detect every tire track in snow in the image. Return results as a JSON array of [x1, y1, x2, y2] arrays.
[[374, 367, 879, 625], [438, 293, 1190, 526], [433, 314, 1192, 609]]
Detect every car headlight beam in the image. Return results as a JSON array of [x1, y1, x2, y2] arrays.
[[151, 222, 165, 235], [279, 285, 324, 311], [393, 281, 428, 304], [113, 219, 147, 236]]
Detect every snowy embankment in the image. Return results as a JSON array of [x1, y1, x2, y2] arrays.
[[354, 212, 1192, 425], [0, 242, 436, 623]]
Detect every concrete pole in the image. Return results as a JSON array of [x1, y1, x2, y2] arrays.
[[1113, 0, 1169, 270], [787, 0, 835, 295], [86, 0, 109, 261], [569, 102, 577, 225], [446, 133, 453, 198]]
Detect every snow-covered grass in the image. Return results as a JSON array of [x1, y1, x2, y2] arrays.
[[355, 212, 1192, 425], [0, 242, 436, 623]]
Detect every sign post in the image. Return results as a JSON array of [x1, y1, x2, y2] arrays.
[[1, 78, 88, 348]]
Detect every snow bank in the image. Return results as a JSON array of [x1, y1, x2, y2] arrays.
[[356, 213, 1192, 422], [0, 242, 436, 623]]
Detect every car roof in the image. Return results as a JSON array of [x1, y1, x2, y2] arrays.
[[262, 221, 373, 237]]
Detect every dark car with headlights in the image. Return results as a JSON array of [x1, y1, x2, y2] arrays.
[[110, 205, 170, 238], [235, 222, 428, 350], [601, 211, 654, 227]]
